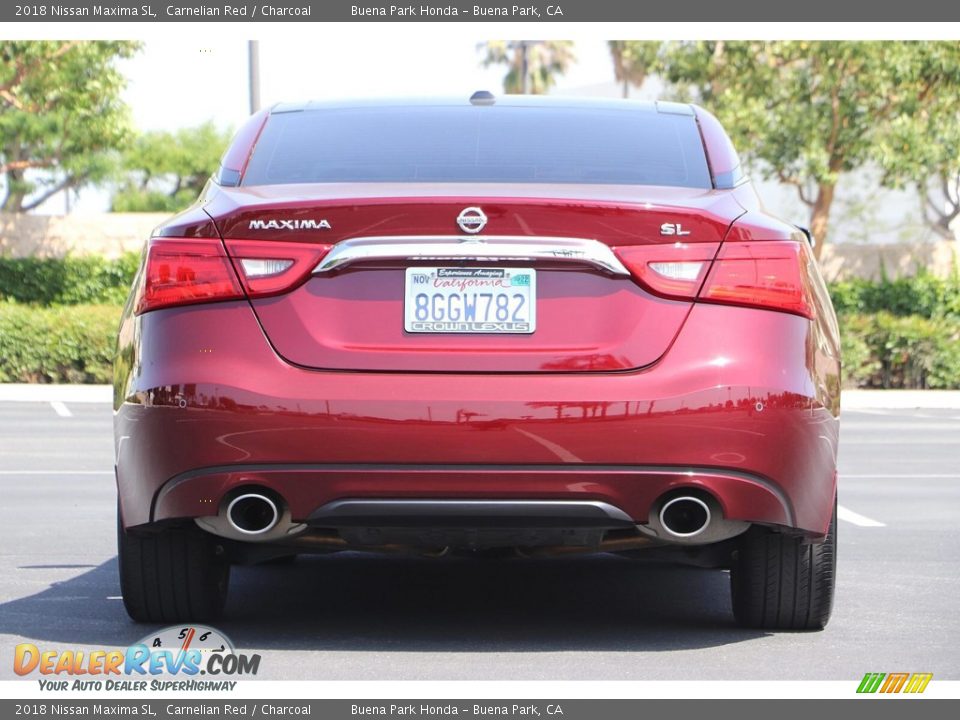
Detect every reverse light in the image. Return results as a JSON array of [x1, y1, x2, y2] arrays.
[[614, 243, 719, 299], [649, 262, 705, 282], [225, 240, 332, 298], [135, 238, 243, 315], [239, 258, 295, 277]]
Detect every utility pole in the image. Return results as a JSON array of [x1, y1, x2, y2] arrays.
[[519, 41, 530, 94], [248, 40, 261, 114]]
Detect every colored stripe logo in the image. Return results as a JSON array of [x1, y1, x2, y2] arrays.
[[857, 672, 933, 694]]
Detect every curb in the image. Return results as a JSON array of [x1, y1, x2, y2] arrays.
[[841, 390, 960, 410], [0, 384, 112, 403], [2, 384, 960, 410]]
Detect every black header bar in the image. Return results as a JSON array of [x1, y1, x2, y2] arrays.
[[4, 0, 960, 23], [0, 700, 958, 720]]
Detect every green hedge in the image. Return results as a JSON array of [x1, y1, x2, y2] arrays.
[[829, 272, 960, 319], [840, 312, 960, 389], [0, 302, 121, 384], [0, 253, 139, 306], [829, 271, 960, 388]]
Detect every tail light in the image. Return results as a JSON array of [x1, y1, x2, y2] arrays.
[[615, 240, 815, 319], [135, 238, 331, 315], [224, 240, 331, 298], [699, 241, 815, 319], [135, 239, 243, 315]]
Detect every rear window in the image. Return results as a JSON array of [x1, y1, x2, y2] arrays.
[[241, 105, 712, 189]]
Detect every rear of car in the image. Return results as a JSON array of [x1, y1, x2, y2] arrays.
[[114, 96, 840, 629]]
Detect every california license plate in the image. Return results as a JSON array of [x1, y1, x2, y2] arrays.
[[404, 267, 536, 334]]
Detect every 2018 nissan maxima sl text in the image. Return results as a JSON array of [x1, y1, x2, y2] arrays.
[[114, 94, 840, 629]]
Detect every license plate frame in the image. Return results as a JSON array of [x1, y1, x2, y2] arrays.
[[403, 267, 536, 334]]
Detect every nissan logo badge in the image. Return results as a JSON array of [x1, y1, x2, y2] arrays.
[[456, 207, 487, 234]]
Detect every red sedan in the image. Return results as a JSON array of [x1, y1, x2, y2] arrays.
[[114, 94, 839, 629]]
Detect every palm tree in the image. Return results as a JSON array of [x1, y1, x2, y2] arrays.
[[609, 41, 661, 98], [479, 41, 576, 95]]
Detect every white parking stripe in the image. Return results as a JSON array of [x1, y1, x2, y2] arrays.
[[838, 505, 886, 527], [0, 470, 112, 475], [843, 473, 960, 479], [49, 401, 72, 417]]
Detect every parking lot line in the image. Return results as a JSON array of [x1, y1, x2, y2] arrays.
[[49, 401, 72, 417], [0, 470, 112, 475], [842, 473, 960, 478], [837, 505, 886, 527]]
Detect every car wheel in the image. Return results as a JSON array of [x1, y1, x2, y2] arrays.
[[730, 500, 836, 630], [117, 502, 230, 623]]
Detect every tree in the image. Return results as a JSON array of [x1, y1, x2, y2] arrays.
[[916, 168, 960, 240], [111, 122, 232, 213], [0, 41, 140, 212], [608, 41, 660, 98], [872, 44, 960, 240], [657, 41, 960, 258], [479, 41, 575, 95]]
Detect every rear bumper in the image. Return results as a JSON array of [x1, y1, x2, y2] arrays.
[[155, 463, 793, 527], [114, 300, 840, 537]]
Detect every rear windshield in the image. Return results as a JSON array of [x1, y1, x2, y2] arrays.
[[241, 105, 713, 189]]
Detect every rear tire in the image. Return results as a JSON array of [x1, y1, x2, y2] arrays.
[[118, 504, 230, 623], [730, 501, 836, 630]]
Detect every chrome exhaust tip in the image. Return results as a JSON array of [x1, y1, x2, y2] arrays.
[[659, 496, 712, 538], [227, 493, 279, 535], [196, 490, 305, 543], [641, 492, 749, 545]]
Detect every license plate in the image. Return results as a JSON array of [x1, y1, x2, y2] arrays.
[[404, 267, 536, 334]]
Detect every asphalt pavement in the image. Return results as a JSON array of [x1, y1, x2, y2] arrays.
[[0, 399, 958, 681]]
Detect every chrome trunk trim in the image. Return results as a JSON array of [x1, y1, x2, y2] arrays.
[[312, 235, 631, 276]]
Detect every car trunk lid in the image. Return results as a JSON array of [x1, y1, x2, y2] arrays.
[[206, 183, 744, 372]]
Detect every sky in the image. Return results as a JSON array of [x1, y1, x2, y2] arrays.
[[121, 38, 620, 133]]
